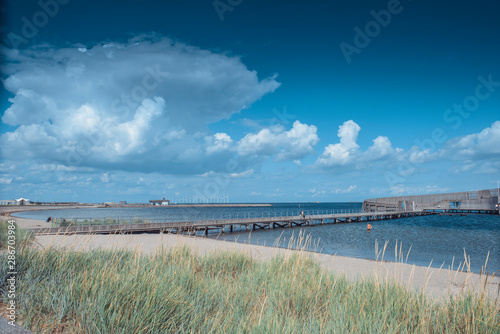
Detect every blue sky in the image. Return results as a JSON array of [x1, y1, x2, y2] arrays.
[[1, 0, 499, 203]]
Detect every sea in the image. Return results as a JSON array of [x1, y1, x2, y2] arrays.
[[13, 202, 500, 274]]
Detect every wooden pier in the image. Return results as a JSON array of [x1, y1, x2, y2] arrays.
[[32, 210, 435, 236]]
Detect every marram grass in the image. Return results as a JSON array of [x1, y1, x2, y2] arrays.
[[1, 245, 499, 333]]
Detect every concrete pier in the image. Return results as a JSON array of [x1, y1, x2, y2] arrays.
[[363, 188, 499, 214]]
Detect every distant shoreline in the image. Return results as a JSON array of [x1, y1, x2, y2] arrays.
[[0, 204, 99, 217], [1, 203, 273, 222]]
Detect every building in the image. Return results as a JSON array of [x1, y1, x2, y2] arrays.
[[149, 197, 170, 206], [363, 189, 499, 213], [0, 199, 16, 205], [15, 198, 30, 205]]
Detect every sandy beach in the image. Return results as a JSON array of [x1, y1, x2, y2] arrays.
[[5, 212, 500, 300]]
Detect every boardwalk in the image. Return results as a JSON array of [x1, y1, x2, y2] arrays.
[[33, 210, 434, 236]]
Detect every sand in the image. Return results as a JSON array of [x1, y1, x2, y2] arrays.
[[4, 213, 499, 300]]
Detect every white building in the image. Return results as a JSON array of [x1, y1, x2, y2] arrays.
[[149, 198, 170, 206], [15, 198, 30, 205], [0, 198, 30, 205]]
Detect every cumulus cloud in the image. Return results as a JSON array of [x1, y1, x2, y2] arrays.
[[444, 121, 500, 159], [0, 35, 280, 174], [205, 133, 233, 155], [315, 120, 360, 166], [315, 120, 401, 169], [237, 120, 319, 161]]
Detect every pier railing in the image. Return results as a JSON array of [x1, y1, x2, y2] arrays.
[[51, 208, 364, 227]]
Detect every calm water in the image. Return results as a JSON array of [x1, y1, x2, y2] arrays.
[[13, 203, 500, 273]]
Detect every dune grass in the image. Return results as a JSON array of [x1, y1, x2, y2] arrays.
[[1, 243, 499, 333]]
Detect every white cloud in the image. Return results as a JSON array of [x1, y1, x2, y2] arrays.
[[332, 185, 357, 194], [206, 133, 233, 155], [315, 120, 360, 167], [0, 35, 280, 174], [237, 120, 319, 161], [445, 121, 500, 159], [315, 120, 402, 169], [230, 169, 254, 178]]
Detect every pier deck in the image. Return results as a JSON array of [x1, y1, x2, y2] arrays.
[[33, 210, 434, 236]]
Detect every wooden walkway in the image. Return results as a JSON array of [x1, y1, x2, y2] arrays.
[[32, 210, 435, 236]]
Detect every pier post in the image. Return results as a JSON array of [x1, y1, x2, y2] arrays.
[[230, 225, 233, 233], [204, 227, 208, 237]]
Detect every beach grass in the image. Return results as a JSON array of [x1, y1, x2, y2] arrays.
[[1, 244, 499, 333]]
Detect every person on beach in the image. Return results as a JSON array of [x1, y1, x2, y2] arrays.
[[367, 223, 372, 231], [47, 216, 52, 223]]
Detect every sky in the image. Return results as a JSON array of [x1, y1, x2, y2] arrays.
[[0, 0, 499, 203]]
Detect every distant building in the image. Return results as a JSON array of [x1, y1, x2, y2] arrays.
[[15, 198, 30, 205], [0, 198, 31, 205], [149, 197, 170, 206], [120, 201, 127, 205]]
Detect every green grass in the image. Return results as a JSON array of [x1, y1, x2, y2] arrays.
[[1, 245, 499, 333], [0, 220, 34, 250]]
